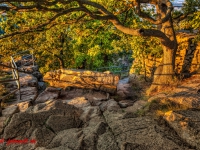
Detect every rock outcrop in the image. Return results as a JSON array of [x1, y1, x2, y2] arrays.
[[103, 111, 188, 150], [2, 100, 82, 150], [35, 87, 62, 104], [148, 74, 200, 109], [1, 55, 200, 150], [1, 82, 199, 150], [164, 110, 200, 149], [43, 69, 120, 94]]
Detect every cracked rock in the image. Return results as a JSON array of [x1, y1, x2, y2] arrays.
[[3, 101, 82, 149]]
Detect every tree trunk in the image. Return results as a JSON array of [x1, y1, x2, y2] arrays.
[[148, 48, 175, 94], [148, 2, 177, 94], [153, 46, 174, 84]]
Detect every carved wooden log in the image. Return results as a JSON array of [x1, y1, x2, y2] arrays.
[[43, 69, 120, 94]]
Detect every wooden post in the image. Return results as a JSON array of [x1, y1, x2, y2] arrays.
[[11, 56, 21, 100], [0, 99, 2, 117]]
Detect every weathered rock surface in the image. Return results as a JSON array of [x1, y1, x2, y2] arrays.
[[103, 110, 190, 150], [17, 101, 31, 112], [168, 92, 200, 109], [32, 71, 43, 81], [2, 105, 19, 117], [59, 88, 109, 106], [38, 82, 46, 90], [117, 83, 132, 97], [0, 116, 7, 134], [0, 98, 196, 150], [125, 100, 147, 113], [80, 106, 101, 122], [118, 100, 136, 108], [1, 58, 200, 150], [99, 99, 120, 112], [35, 87, 62, 104], [147, 74, 200, 109], [148, 93, 167, 102], [18, 65, 39, 74], [19, 73, 38, 87], [62, 97, 101, 122], [44, 69, 119, 93], [2, 101, 82, 149], [17, 86, 38, 101], [67, 97, 90, 108], [37, 128, 84, 150], [164, 110, 200, 149], [35, 116, 118, 150]]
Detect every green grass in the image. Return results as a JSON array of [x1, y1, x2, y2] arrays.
[[146, 98, 189, 117]]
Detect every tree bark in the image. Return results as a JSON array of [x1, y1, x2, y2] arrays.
[[57, 56, 65, 69], [147, 1, 177, 94]]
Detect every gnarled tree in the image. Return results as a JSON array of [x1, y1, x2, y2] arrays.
[[0, 0, 198, 93]]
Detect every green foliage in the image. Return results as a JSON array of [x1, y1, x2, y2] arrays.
[[190, 12, 200, 30], [173, 0, 200, 32], [182, 0, 200, 14], [0, 84, 8, 97], [0, 0, 175, 75], [129, 36, 162, 75]]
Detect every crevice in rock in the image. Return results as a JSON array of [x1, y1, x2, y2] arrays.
[[3, 115, 13, 129], [101, 111, 120, 150], [156, 116, 196, 149], [44, 123, 57, 135]]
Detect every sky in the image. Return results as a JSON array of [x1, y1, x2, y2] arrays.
[[171, 0, 184, 8], [173, 0, 184, 3]]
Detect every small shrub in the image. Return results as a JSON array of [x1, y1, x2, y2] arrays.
[[0, 84, 8, 97]]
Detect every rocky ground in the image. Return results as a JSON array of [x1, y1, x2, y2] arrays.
[[0, 64, 200, 150]]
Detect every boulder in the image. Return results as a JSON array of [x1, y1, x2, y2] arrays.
[[39, 128, 84, 150], [84, 91, 109, 101], [38, 82, 46, 91], [59, 88, 109, 106], [35, 87, 62, 104], [3, 101, 82, 149], [18, 65, 39, 73], [62, 97, 101, 122], [36, 115, 109, 150], [32, 71, 43, 81], [46, 115, 81, 133], [97, 130, 119, 150], [117, 82, 139, 99], [125, 100, 148, 113], [17, 87, 38, 101], [19, 73, 38, 87], [45, 87, 62, 93], [118, 100, 136, 108], [2, 105, 19, 117], [67, 97, 90, 108], [99, 99, 120, 112], [80, 106, 101, 122]]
